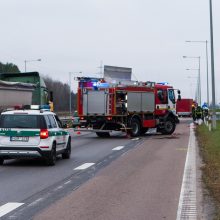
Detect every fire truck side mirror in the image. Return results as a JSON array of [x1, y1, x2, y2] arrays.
[[177, 90, 181, 101]]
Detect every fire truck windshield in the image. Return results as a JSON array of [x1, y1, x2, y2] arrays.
[[168, 89, 175, 104]]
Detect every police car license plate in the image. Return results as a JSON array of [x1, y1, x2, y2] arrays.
[[10, 136, 29, 142]]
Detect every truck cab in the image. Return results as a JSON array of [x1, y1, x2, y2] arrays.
[[155, 83, 180, 123]]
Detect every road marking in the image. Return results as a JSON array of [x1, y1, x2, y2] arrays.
[[131, 138, 140, 141], [176, 148, 188, 151], [0, 203, 24, 218], [112, 146, 124, 151], [64, 180, 71, 185], [176, 123, 197, 220], [74, 163, 95, 170], [28, 198, 44, 207]]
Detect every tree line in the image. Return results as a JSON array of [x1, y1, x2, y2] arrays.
[[0, 62, 20, 73], [43, 76, 77, 113]]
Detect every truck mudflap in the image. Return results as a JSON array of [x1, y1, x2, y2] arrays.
[[175, 115, 180, 124]]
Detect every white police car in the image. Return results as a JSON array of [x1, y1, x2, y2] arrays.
[[0, 106, 71, 166]]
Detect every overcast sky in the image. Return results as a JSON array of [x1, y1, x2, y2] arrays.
[[1, 0, 219, 104]]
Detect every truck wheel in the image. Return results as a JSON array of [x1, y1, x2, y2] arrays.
[[140, 128, 148, 135], [130, 118, 141, 137], [161, 118, 176, 135], [46, 143, 56, 166], [96, 132, 110, 138], [62, 139, 71, 159], [0, 158, 4, 165]]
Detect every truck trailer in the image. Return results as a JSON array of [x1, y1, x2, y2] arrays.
[[0, 72, 53, 112], [176, 98, 193, 117], [76, 77, 180, 137]]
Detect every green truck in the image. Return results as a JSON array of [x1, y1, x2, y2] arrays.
[[0, 72, 52, 111]]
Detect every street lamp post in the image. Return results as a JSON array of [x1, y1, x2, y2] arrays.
[[24, 59, 41, 72], [187, 71, 200, 104], [69, 72, 72, 116], [209, 0, 216, 129], [186, 40, 209, 106], [183, 56, 201, 106]]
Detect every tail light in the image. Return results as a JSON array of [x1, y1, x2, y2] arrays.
[[40, 129, 49, 139]]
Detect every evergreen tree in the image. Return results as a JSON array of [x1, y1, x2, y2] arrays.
[[0, 62, 20, 73]]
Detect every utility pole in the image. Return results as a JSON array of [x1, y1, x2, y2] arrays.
[[209, 0, 216, 129]]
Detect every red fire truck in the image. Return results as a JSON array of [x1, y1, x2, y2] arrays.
[[76, 77, 180, 137]]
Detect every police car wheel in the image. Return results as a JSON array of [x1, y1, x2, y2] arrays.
[[62, 139, 71, 159], [0, 159, 4, 165], [46, 144, 56, 166]]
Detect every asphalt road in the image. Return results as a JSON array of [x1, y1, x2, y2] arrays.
[[0, 119, 191, 219]]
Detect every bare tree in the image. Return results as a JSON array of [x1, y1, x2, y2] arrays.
[[43, 76, 77, 112]]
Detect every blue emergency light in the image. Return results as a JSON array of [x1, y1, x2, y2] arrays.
[[157, 82, 169, 85]]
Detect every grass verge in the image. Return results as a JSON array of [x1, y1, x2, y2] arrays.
[[197, 122, 220, 219]]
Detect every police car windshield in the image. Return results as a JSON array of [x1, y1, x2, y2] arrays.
[[0, 115, 44, 129]]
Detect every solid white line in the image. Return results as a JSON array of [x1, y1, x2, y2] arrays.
[[0, 203, 24, 218], [74, 163, 95, 170], [176, 123, 197, 220], [112, 146, 124, 151]]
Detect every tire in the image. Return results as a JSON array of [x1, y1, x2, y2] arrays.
[[46, 143, 56, 166], [0, 158, 4, 165], [62, 139, 71, 159], [161, 118, 176, 135], [96, 132, 110, 138], [140, 128, 149, 135], [129, 118, 141, 137]]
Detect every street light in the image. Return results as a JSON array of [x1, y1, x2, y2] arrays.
[[186, 40, 209, 106], [69, 72, 82, 116], [183, 56, 201, 105], [24, 59, 41, 72], [187, 70, 200, 104], [209, 0, 216, 129]]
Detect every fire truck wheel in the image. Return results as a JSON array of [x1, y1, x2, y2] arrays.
[[130, 118, 141, 137], [161, 118, 176, 135], [96, 132, 110, 138]]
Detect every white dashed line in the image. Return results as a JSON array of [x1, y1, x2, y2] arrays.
[[176, 123, 197, 220], [74, 163, 95, 170], [112, 146, 124, 151], [0, 203, 24, 218], [131, 138, 140, 141], [64, 180, 71, 185]]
